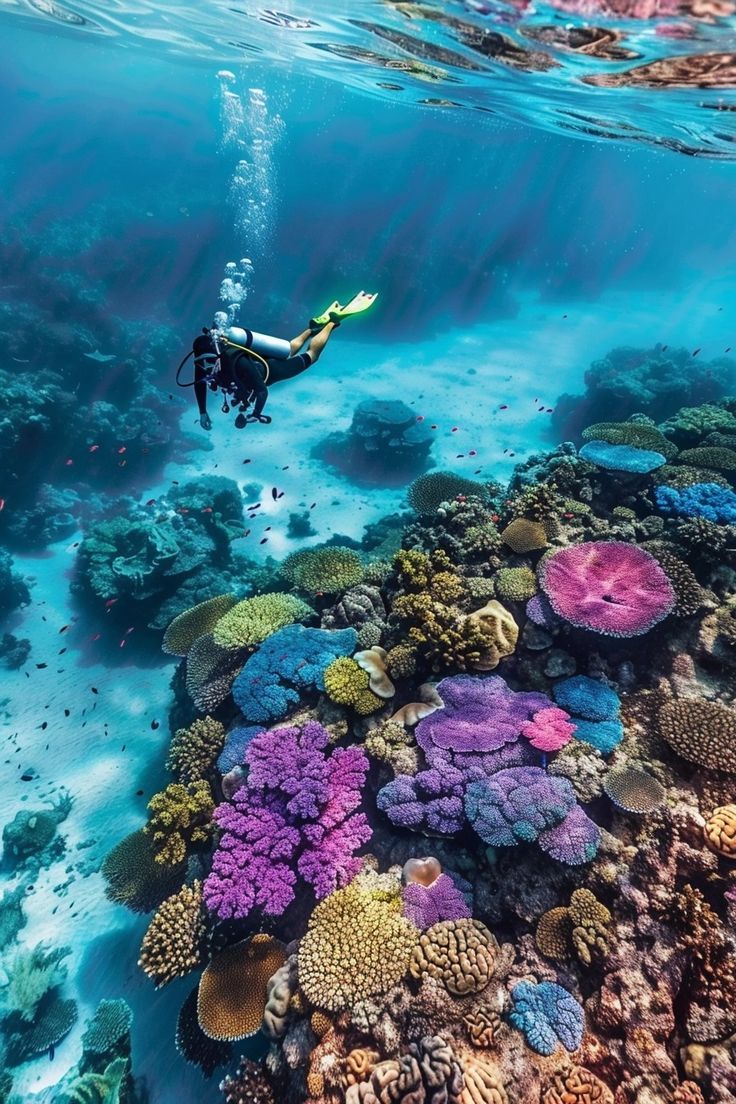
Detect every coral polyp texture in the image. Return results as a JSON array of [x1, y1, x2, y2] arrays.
[[539, 541, 675, 636], [96, 391, 736, 1102]]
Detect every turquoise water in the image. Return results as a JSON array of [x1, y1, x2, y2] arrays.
[[1, 3, 736, 1103]]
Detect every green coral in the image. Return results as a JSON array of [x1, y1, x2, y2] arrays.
[[582, 421, 677, 459], [653, 464, 730, 489], [166, 716, 226, 783], [145, 781, 214, 865], [281, 545, 364, 595], [212, 592, 313, 648], [407, 471, 490, 513], [81, 999, 133, 1057], [661, 403, 736, 447], [323, 657, 382, 715], [3, 943, 69, 1021], [393, 549, 464, 602], [102, 829, 186, 913], [162, 593, 237, 656], [364, 720, 418, 774], [62, 1057, 128, 1104], [494, 566, 538, 602], [677, 446, 736, 472]]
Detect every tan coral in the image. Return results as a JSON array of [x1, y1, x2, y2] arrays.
[[410, 918, 498, 996], [310, 1010, 333, 1038], [658, 699, 736, 773], [460, 1054, 509, 1104], [541, 1063, 614, 1104], [197, 934, 286, 1041], [138, 880, 207, 987], [535, 906, 572, 962], [354, 646, 396, 699], [704, 804, 736, 859], [500, 517, 548, 554], [344, 1048, 381, 1087], [463, 601, 518, 671], [463, 1003, 502, 1047], [166, 716, 225, 783], [569, 889, 611, 966], [263, 957, 297, 1039], [673, 1081, 706, 1104]]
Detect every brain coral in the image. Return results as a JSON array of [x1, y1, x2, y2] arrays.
[[658, 699, 736, 773], [138, 881, 207, 988], [197, 934, 286, 1041], [509, 980, 584, 1056], [603, 766, 665, 813], [542, 1064, 614, 1104], [281, 545, 364, 594], [298, 874, 418, 1011], [704, 805, 736, 858], [212, 592, 313, 648], [539, 542, 674, 637], [409, 918, 497, 996]]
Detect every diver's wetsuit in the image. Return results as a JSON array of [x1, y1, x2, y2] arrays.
[[193, 332, 312, 420]]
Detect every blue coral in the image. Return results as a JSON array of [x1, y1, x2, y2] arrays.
[[579, 440, 665, 473], [509, 980, 584, 1056], [232, 624, 357, 723], [464, 767, 575, 848], [216, 725, 264, 774], [572, 719, 624, 754], [552, 676, 620, 722], [654, 482, 736, 524]]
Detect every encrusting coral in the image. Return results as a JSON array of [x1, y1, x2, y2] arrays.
[[196, 934, 286, 1041]]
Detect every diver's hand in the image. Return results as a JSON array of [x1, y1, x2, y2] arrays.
[[199, 413, 212, 431]]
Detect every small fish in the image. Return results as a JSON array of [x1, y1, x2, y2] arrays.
[[119, 639, 126, 648], [145, 498, 156, 506], [105, 598, 117, 607], [136, 789, 144, 796], [499, 405, 508, 410], [430, 424, 438, 430], [281, 465, 289, 470], [260, 537, 268, 544], [151, 720, 159, 730], [91, 687, 99, 695], [264, 526, 272, 532], [310, 502, 317, 509], [201, 507, 213, 513], [0, 499, 5, 512], [474, 468, 482, 474], [727, 347, 732, 353], [90, 633, 101, 642], [692, 348, 701, 357], [121, 745, 126, 752], [65, 459, 73, 466], [20, 773, 34, 781], [546, 408, 554, 413], [49, 1044, 55, 1061], [468, 449, 477, 456], [126, 627, 135, 635], [271, 487, 278, 500], [58, 648, 66, 656], [451, 426, 458, 432], [64, 709, 70, 717], [40, 721, 48, 730], [242, 458, 252, 464], [243, 529, 251, 537], [59, 625, 69, 634], [456, 454, 464, 458], [88, 444, 100, 453], [277, 491, 284, 499], [36, 663, 48, 669], [562, 314, 567, 319], [416, 415, 425, 422]]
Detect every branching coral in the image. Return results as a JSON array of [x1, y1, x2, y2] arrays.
[[166, 716, 225, 783], [139, 881, 207, 987], [102, 829, 186, 913], [495, 567, 538, 602], [197, 934, 286, 1041], [145, 781, 214, 865], [212, 592, 313, 648], [298, 872, 418, 1011], [539, 542, 675, 637], [203, 720, 371, 919]]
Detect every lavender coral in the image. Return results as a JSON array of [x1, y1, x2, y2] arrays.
[[203, 720, 371, 919], [539, 541, 675, 637], [402, 872, 471, 929], [415, 674, 550, 755]]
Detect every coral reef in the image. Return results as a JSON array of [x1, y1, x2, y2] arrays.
[[315, 398, 435, 486]]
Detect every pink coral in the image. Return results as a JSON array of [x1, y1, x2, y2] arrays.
[[539, 542, 674, 637], [521, 707, 576, 752]]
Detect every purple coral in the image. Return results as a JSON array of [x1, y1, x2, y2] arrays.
[[465, 766, 600, 865], [539, 541, 674, 637], [203, 720, 371, 919], [402, 872, 472, 929], [416, 675, 550, 755], [376, 763, 466, 834], [520, 707, 575, 752]]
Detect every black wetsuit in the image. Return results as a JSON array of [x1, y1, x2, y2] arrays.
[[193, 333, 312, 419]]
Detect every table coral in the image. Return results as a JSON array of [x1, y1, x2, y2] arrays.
[[138, 881, 206, 990], [603, 766, 665, 813], [704, 804, 736, 858], [658, 698, 736, 772], [162, 593, 237, 656], [500, 517, 548, 553], [203, 720, 370, 919], [231, 624, 357, 723], [166, 716, 225, 783], [145, 781, 214, 866], [212, 592, 313, 648], [196, 934, 286, 1041], [409, 918, 497, 996], [579, 440, 666, 473], [509, 980, 584, 1056], [539, 542, 674, 637], [297, 874, 418, 1011], [416, 675, 550, 755], [582, 419, 677, 458], [282, 545, 364, 594]]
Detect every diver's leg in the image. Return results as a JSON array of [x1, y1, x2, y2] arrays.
[[289, 328, 313, 356], [233, 354, 268, 415], [267, 352, 313, 385], [305, 321, 336, 363]]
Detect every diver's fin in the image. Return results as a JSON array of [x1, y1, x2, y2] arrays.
[[329, 290, 378, 321], [309, 300, 341, 330]]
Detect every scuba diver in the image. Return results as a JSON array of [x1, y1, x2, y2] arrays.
[[188, 291, 377, 430]]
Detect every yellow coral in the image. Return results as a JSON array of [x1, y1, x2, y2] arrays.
[[212, 592, 313, 649], [145, 781, 214, 865], [323, 656, 383, 715], [500, 518, 548, 554], [197, 934, 286, 1041], [166, 716, 225, 783], [281, 545, 364, 594], [298, 876, 418, 1011], [138, 881, 206, 987], [494, 567, 538, 602], [162, 593, 237, 657]]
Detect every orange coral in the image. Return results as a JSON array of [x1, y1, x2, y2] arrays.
[[197, 934, 286, 1041], [704, 804, 736, 858]]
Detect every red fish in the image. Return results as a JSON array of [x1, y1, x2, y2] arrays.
[[105, 598, 118, 607], [201, 507, 213, 513], [117, 446, 127, 454], [0, 499, 5, 512], [65, 459, 73, 466], [89, 444, 100, 453], [416, 415, 425, 422]]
